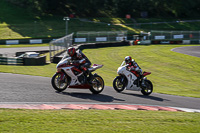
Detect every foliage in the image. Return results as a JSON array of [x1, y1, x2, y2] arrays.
[[4, 0, 200, 18], [1, 0, 200, 40]]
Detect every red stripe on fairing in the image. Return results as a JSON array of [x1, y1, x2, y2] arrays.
[[143, 72, 151, 76], [57, 64, 67, 68], [71, 66, 82, 73], [131, 71, 139, 77]]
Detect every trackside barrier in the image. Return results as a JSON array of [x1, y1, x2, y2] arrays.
[[0, 56, 23, 65], [151, 30, 200, 41], [0, 56, 7, 65], [182, 40, 190, 44], [23, 56, 46, 66], [151, 40, 183, 44], [75, 31, 127, 43], [49, 33, 74, 62], [150, 30, 200, 44], [0, 55, 46, 66]]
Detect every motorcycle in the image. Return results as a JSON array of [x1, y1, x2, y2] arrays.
[[51, 56, 104, 94], [113, 61, 153, 95]]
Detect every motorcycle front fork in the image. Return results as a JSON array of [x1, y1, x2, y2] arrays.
[[59, 72, 65, 81], [86, 72, 93, 84], [141, 77, 147, 87], [121, 76, 125, 83]]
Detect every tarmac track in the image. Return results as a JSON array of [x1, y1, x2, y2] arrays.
[[0, 46, 49, 57], [0, 46, 200, 111], [0, 73, 199, 112], [171, 46, 200, 57]]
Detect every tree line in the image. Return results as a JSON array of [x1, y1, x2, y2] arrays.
[[6, 0, 200, 18]]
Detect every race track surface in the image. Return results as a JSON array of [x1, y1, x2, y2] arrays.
[[0, 73, 199, 111], [0, 46, 49, 57], [172, 46, 200, 57]]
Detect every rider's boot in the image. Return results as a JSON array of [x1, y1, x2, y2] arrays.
[[137, 77, 140, 87], [136, 75, 143, 87], [83, 68, 92, 84], [87, 71, 93, 85]]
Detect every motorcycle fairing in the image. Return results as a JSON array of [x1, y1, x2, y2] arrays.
[[62, 66, 83, 86], [88, 64, 103, 72], [143, 72, 151, 76], [125, 71, 141, 91], [117, 64, 141, 91], [56, 56, 104, 87]]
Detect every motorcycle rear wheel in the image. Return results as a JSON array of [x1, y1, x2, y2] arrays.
[[51, 73, 68, 92], [113, 76, 127, 93], [141, 79, 153, 95], [89, 74, 104, 94]]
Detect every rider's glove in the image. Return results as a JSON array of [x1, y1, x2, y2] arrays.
[[129, 66, 135, 71]]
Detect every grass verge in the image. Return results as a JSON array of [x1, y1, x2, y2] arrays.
[[83, 44, 200, 98], [0, 109, 200, 133]]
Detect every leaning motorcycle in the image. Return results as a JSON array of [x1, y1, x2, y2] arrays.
[[113, 61, 153, 95], [51, 57, 104, 94]]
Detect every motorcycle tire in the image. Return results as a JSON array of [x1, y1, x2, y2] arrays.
[[51, 73, 68, 92], [89, 74, 104, 94], [141, 79, 153, 95], [113, 76, 127, 93]]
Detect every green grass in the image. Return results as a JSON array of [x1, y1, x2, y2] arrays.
[[83, 45, 200, 98], [1, 0, 200, 39], [0, 109, 199, 133], [2, 17, 200, 39], [0, 63, 56, 77], [140, 21, 200, 31], [0, 44, 200, 98], [0, 1, 200, 132], [0, 43, 49, 48], [0, 0, 131, 39]]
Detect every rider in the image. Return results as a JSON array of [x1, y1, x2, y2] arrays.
[[125, 56, 143, 87], [67, 47, 92, 83]]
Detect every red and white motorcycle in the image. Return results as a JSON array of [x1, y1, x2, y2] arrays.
[[51, 57, 104, 94], [113, 61, 153, 95]]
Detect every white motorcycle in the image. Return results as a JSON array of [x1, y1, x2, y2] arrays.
[[113, 61, 153, 95], [51, 57, 104, 94]]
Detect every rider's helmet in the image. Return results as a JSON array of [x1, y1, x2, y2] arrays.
[[67, 47, 76, 57], [125, 56, 132, 64]]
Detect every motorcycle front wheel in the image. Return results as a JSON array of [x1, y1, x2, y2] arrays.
[[141, 79, 153, 95], [51, 73, 68, 92], [89, 74, 104, 94], [113, 76, 127, 93]]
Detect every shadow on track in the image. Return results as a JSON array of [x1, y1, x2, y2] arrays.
[[56, 91, 125, 102], [121, 92, 170, 102]]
